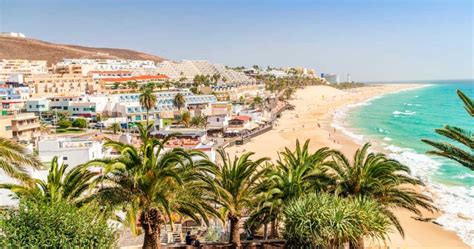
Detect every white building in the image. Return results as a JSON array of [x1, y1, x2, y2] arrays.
[[154, 60, 255, 84], [322, 73, 339, 84], [0, 59, 48, 82], [207, 114, 230, 130], [25, 99, 49, 113], [38, 138, 105, 167], [57, 59, 156, 75]]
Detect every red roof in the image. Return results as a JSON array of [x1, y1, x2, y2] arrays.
[[100, 75, 169, 83], [232, 115, 251, 121]]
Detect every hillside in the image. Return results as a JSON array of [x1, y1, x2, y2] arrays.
[[0, 36, 165, 65]]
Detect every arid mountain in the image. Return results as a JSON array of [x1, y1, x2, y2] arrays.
[[0, 36, 165, 65]]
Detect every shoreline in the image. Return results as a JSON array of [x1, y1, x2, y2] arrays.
[[228, 83, 469, 248]]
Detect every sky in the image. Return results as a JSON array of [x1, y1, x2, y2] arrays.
[[0, 0, 472, 82]]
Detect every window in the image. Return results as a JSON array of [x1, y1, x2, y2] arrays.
[[63, 156, 68, 160], [5, 126, 11, 131]]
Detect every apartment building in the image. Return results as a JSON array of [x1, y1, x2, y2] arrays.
[[88, 70, 133, 80], [210, 83, 265, 101], [0, 86, 30, 100], [154, 60, 255, 84], [49, 64, 83, 75], [47, 95, 110, 118], [0, 59, 48, 82], [108, 90, 217, 121], [57, 59, 156, 75], [99, 75, 169, 92], [0, 110, 40, 142], [25, 73, 102, 96], [25, 99, 49, 113]]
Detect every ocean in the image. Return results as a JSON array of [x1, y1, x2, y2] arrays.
[[333, 80, 474, 246]]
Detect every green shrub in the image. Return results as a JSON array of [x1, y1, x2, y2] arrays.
[[57, 119, 71, 129], [283, 193, 391, 248], [72, 118, 87, 128], [0, 200, 118, 248]]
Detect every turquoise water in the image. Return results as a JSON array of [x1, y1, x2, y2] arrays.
[[342, 80, 474, 245], [350, 81, 473, 186]]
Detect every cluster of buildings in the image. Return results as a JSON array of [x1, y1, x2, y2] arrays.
[[0, 56, 334, 169], [0, 58, 278, 165]]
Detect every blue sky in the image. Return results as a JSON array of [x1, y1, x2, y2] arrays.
[[0, 0, 472, 82]]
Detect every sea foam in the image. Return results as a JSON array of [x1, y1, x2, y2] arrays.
[[331, 84, 474, 247]]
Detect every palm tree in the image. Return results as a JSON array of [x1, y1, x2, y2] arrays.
[[0, 156, 98, 206], [179, 111, 191, 127], [190, 115, 207, 129], [86, 136, 217, 249], [422, 90, 473, 170], [248, 140, 333, 238], [252, 96, 263, 109], [139, 88, 157, 128], [210, 149, 269, 247], [324, 143, 437, 247], [174, 93, 186, 111], [109, 123, 121, 134], [0, 137, 41, 182], [113, 82, 121, 90]]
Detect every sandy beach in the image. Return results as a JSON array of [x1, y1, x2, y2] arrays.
[[229, 84, 469, 248]]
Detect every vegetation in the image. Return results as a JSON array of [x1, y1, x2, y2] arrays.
[[0, 157, 98, 206], [109, 122, 121, 134], [179, 111, 192, 127], [190, 115, 207, 128], [85, 129, 218, 249], [210, 149, 269, 247], [58, 119, 72, 129], [72, 118, 87, 129], [283, 193, 391, 249], [422, 90, 473, 170], [0, 111, 441, 248], [247, 140, 333, 238], [325, 143, 436, 239], [0, 200, 117, 248], [139, 88, 157, 128], [174, 92, 186, 111], [0, 137, 40, 181]]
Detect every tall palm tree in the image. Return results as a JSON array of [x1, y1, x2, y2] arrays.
[[179, 111, 192, 128], [422, 90, 473, 170], [248, 140, 333, 238], [190, 115, 207, 129], [139, 88, 157, 128], [0, 156, 98, 206], [174, 93, 186, 111], [86, 137, 217, 249], [210, 149, 269, 247], [0, 137, 41, 182], [324, 143, 437, 247]]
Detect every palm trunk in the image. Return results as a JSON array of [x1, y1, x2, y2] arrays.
[[270, 219, 279, 238], [349, 237, 364, 249], [141, 209, 162, 249], [263, 223, 268, 240], [146, 109, 149, 129], [228, 215, 240, 247]]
